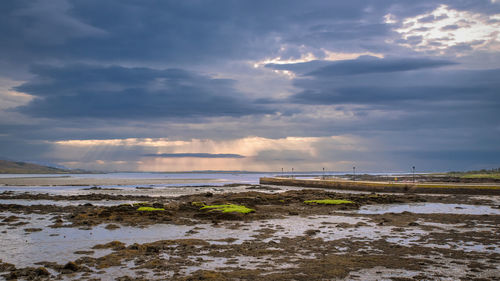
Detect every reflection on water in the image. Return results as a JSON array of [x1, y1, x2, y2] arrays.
[[0, 199, 139, 206], [0, 172, 273, 182], [357, 203, 500, 215]]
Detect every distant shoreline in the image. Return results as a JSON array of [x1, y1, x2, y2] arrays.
[[0, 177, 224, 187]]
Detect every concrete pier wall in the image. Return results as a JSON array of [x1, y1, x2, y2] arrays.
[[259, 177, 500, 195]]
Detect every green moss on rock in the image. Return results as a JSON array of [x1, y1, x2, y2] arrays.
[[200, 204, 255, 214], [137, 207, 165, 211]]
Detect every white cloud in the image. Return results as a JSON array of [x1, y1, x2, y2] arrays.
[[394, 5, 500, 54], [0, 78, 32, 110], [384, 13, 398, 24]]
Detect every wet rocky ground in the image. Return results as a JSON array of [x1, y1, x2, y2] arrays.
[[0, 186, 499, 280]]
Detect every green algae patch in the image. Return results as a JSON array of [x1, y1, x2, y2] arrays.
[[137, 207, 165, 211], [304, 199, 354, 205], [191, 201, 205, 207], [200, 204, 255, 214]]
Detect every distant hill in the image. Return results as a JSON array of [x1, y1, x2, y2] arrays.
[[0, 160, 75, 174]]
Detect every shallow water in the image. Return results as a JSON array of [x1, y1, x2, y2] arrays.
[[0, 183, 311, 198], [0, 213, 197, 267], [0, 214, 367, 267], [357, 203, 500, 215], [1, 211, 498, 271]]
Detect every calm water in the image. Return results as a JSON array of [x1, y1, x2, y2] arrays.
[[357, 203, 500, 215], [0, 172, 322, 195], [0, 171, 412, 180], [0, 172, 272, 181]]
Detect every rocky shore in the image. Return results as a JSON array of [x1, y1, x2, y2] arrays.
[[0, 186, 499, 280]]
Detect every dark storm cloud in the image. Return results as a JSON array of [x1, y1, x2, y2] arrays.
[[290, 83, 499, 105], [287, 57, 499, 106], [14, 64, 271, 119], [279, 58, 500, 158], [307, 56, 456, 76], [394, 150, 500, 163], [0, 0, 392, 71], [266, 57, 456, 76], [0, 0, 496, 79], [3, 0, 484, 75], [287, 22, 390, 45], [265, 60, 332, 75], [290, 86, 484, 105], [143, 153, 245, 158], [1, 0, 499, 171]]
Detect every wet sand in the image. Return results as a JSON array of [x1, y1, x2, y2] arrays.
[[0, 183, 499, 280]]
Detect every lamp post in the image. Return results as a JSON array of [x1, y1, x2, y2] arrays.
[[412, 166, 415, 183], [353, 166, 356, 181], [292, 168, 294, 179], [322, 167, 325, 179], [281, 167, 284, 178]]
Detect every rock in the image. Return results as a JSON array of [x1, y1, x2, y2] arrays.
[[92, 241, 125, 250], [63, 261, 79, 271], [408, 222, 419, 226], [146, 246, 160, 254], [304, 229, 320, 236], [35, 267, 50, 276], [152, 203, 164, 208], [104, 224, 120, 230], [23, 228, 42, 232]]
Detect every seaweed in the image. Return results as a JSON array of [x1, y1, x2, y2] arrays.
[[137, 207, 165, 211], [200, 204, 255, 214]]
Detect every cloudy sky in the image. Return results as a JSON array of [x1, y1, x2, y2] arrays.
[[1, 0, 499, 172]]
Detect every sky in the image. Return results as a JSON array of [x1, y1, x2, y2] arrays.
[[0, 0, 499, 172]]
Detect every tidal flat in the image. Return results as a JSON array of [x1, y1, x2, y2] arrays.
[[0, 174, 499, 280]]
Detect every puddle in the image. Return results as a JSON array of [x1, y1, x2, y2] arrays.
[[357, 203, 500, 215], [345, 266, 422, 280], [180, 255, 292, 275]]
